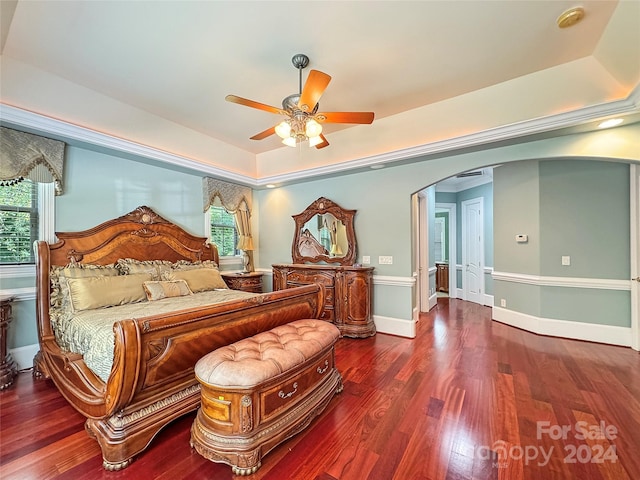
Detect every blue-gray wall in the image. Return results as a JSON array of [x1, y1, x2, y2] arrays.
[[493, 159, 630, 326], [2, 123, 639, 355], [2, 145, 209, 352]]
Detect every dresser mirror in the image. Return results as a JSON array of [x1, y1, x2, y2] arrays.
[[291, 197, 357, 265]]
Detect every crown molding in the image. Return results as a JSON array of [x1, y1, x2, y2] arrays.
[[0, 103, 257, 187], [258, 91, 640, 186], [2, 87, 638, 189]]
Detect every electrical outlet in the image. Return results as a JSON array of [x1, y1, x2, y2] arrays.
[[500, 298, 507, 307], [379, 255, 393, 265], [362, 255, 370, 265]]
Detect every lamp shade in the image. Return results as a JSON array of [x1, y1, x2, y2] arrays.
[[275, 121, 291, 139], [282, 136, 297, 147], [305, 119, 322, 137], [308, 135, 323, 147]]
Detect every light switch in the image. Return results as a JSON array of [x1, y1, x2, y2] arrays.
[[362, 256, 370, 264], [379, 256, 393, 265], [562, 256, 571, 266]]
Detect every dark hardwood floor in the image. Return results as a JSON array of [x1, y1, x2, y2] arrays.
[[1, 298, 639, 479]]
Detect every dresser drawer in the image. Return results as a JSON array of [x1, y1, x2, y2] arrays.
[[260, 349, 335, 421], [285, 270, 335, 287], [286, 282, 335, 321]]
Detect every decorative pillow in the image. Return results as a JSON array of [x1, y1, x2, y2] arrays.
[[50, 263, 120, 311], [116, 258, 173, 280], [66, 273, 152, 312], [164, 268, 228, 292], [143, 280, 193, 301], [171, 259, 219, 271]]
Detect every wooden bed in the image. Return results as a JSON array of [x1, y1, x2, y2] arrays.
[[33, 206, 325, 470]]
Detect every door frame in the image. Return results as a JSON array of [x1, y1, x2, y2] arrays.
[[436, 202, 457, 298], [461, 197, 484, 304], [416, 192, 430, 313], [631, 164, 639, 351]]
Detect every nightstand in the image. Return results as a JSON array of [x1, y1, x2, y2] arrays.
[[0, 295, 18, 390], [221, 272, 264, 293]]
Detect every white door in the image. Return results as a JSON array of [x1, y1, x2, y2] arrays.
[[462, 197, 484, 305], [631, 165, 640, 351]]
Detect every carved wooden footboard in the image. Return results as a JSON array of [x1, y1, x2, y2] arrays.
[[33, 207, 326, 469]]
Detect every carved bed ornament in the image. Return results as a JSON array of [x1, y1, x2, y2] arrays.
[[121, 205, 169, 225], [291, 197, 357, 266]]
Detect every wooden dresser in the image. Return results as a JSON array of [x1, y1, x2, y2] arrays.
[[436, 262, 449, 293], [272, 264, 375, 338]]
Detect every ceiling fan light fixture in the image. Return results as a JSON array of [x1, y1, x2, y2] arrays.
[[305, 119, 322, 138], [275, 120, 291, 139], [282, 136, 297, 147], [308, 135, 323, 147], [227, 54, 374, 150]]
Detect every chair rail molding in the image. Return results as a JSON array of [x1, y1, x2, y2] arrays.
[[492, 270, 631, 291]]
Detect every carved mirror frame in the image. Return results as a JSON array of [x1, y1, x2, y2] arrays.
[[291, 197, 357, 265]]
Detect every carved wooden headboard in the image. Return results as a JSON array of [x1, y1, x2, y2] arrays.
[[46, 206, 219, 267]]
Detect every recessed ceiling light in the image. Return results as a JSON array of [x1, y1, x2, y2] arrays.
[[557, 7, 585, 28], [598, 118, 624, 129], [370, 164, 385, 170], [266, 184, 277, 189]]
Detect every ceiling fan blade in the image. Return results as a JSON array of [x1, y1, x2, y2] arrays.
[[250, 126, 276, 141], [298, 70, 331, 112], [316, 111, 375, 124], [226, 95, 284, 115], [314, 134, 330, 149]]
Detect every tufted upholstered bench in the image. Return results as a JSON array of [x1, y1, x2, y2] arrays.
[[190, 319, 343, 475]]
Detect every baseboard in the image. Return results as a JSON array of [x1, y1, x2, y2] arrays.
[[484, 294, 494, 307], [492, 306, 632, 347], [10, 343, 39, 371], [453, 289, 492, 307], [374, 315, 416, 338], [429, 292, 437, 311]]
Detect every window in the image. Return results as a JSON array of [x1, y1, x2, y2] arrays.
[[208, 205, 238, 257], [0, 180, 39, 264], [0, 181, 54, 276]]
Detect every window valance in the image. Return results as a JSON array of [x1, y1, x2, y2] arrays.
[[202, 178, 252, 213], [0, 127, 66, 195]]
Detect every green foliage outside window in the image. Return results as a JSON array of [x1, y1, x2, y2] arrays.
[[210, 206, 238, 256], [0, 180, 38, 264]]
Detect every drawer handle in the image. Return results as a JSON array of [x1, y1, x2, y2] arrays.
[[317, 360, 329, 375], [278, 382, 298, 399]]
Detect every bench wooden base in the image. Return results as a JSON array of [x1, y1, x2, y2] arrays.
[[190, 320, 342, 475]]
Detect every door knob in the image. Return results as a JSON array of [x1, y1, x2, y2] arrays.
[[633, 277, 640, 282]]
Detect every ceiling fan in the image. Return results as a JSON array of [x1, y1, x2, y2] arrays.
[[226, 54, 374, 149]]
